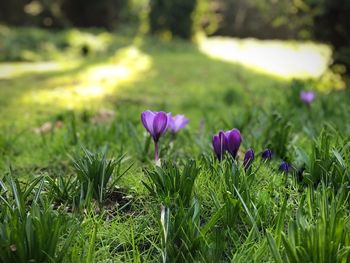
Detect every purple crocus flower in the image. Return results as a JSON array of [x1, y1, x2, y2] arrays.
[[212, 131, 226, 161], [243, 148, 254, 171], [168, 114, 189, 134], [279, 161, 290, 173], [300, 91, 315, 106], [141, 110, 169, 160], [225, 128, 241, 159], [261, 149, 272, 160]]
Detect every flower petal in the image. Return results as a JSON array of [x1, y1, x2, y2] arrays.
[[153, 112, 168, 141], [219, 131, 227, 151], [243, 148, 254, 170], [141, 110, 156, 135], [262, 148, 272, 160], [279, 161, 290, 172], [212, 130, 226, 160], [212, 134, 221, 160], [226, 128, 241, 158], [176, 115, 189, 130], [169, 114, 189, 133], [300, 91, 315, 104]]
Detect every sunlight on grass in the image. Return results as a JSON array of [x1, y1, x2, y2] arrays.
[[20, 46, 152, 109], [0, 62, 64, 79], [199, 37, 332, 79]]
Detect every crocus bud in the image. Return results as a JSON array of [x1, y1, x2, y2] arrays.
[[168, 114, 189, 134], [279, 161, 290, 173], [300, 91, 315, 106], [243, 148, 254, 170], [261, 148, 272, 160], [225, 128, 241, 159], [212, 131, 226, 161]]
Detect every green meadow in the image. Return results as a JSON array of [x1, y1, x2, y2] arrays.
[[0, 27, 350, 262]]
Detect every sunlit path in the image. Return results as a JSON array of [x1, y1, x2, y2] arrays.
[[199, 37, 332, 79]]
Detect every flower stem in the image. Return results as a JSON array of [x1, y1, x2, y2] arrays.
[[154, 141, 159, 161]]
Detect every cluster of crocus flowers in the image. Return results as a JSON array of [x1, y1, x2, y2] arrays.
[[300, 91, 315, 106], [212, 133, 278, 172], [141, 111, 292, 174], [141, 110, 189, 161], [212, 128, 267, 171], [212, 129, 242, 161]]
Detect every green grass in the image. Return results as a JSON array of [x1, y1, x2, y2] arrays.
[[0, 26, 350, 262]]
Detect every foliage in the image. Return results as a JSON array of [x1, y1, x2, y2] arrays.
[[220, 160, 258, 229], [211, 0, 314, 39], [263, 112, 293, 160], [0, 0, 129, 29], [142, 160, 199, 207], [0, 205, 77, 263], [144, 161, 223, 262], [0, 26, 119, 61], [313, 0, 350, 73], [160, 199, 223, 262], [71, 147, 131, 204], [0, 176, 78, 262], [298, 126, 350, 190], [149, 0, 197, 39], [46, 174, 77, 204], [268, 186, 350, 263], [206, 0, 350, 72], [61, 0, 129, 29]]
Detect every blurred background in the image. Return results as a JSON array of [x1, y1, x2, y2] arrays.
[[1, 0, 349, 66], [0, 0, 349, 128]]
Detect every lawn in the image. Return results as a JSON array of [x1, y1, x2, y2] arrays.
[[0, 27, 350, 262]]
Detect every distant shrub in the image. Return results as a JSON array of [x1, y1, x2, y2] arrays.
[[0, 26, 114, 61], [149, 0, 197, 39], [0, 0, 129, 29], [207, 0, 350, 73], [0, 0, 27, 26], [313, 0, 350, 73], [61, 0, 128, 29]]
